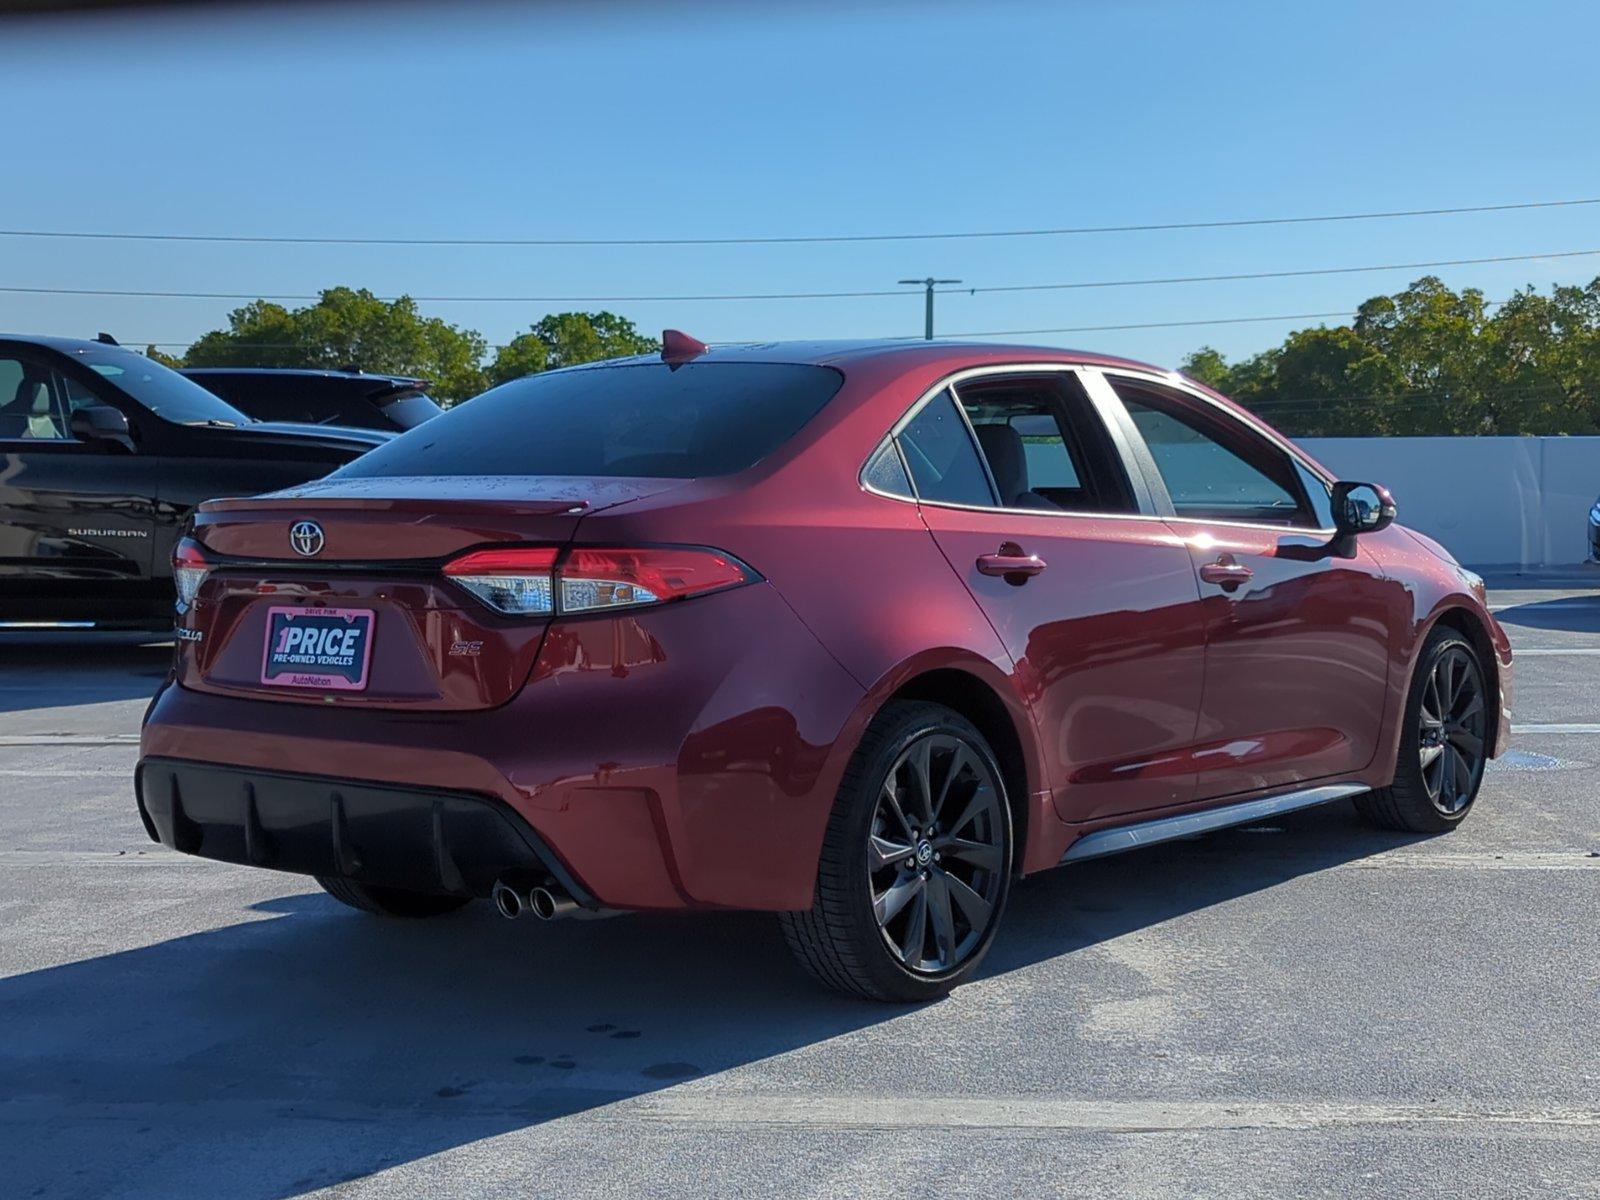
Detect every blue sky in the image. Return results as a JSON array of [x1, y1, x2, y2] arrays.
[[4, 0, 1598, 368]]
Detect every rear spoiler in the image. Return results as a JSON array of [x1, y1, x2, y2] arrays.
[[364, 379, 432, 403]]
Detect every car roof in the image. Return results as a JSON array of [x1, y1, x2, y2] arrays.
[[0, 336, 424, 385], [586, 338, 1173, 375], [0, 333, 147, 355], [179, 367, 425, 386]]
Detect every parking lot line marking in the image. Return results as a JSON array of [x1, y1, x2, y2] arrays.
[[1513, 723, 1600, 734], [1341, 851, 1600, 871], [0, 734, 139, 746], [611, 1095, 1600, 1132], [0, 769, 127, 777], [1508, 647, 1600, 656]]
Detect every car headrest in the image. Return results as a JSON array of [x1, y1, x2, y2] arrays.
[[972, 423, 1029, 505]]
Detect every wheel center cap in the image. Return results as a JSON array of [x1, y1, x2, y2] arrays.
[[915, 841, 934, 866]]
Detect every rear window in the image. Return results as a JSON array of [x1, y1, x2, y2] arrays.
[[336, 361, 844, 479], [374, 391, 443, 428]]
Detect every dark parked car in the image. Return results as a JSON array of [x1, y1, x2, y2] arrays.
[[181, 367, 443, 432], [137, 336, 1510, 1000], [0, 336, 392, 631]]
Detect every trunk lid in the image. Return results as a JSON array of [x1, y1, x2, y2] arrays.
[[178, 475, 686, 710]]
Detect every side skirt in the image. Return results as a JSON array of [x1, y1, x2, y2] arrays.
[[1058, 783, 1369, 865]]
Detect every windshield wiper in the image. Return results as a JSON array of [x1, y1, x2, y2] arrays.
[[184, 418, 241, 428]]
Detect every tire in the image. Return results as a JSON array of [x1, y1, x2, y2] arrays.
[[779, 701, 1014, 1002], [1355, 627, 1490, 833], [315, 875, 472, 918]]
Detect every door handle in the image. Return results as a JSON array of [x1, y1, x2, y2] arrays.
[[1198, 555, 1253, 591], [976, 543, 1046, 582]]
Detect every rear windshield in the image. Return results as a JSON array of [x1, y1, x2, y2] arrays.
[[374, 391, 443, 429], [336, 361, 844, 479]]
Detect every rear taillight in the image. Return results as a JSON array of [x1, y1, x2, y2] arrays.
[[442, 547, 560, 616], [442, 546, 756, 617], [172, 538, 209, 614]]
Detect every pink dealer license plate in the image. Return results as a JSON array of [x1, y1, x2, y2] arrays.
[[260, 606, 376, 691]]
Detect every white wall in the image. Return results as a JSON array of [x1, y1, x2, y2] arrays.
[[1297, 436, 1600, 570]]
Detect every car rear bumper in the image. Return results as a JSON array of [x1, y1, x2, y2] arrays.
[[137, 582, 867, 911], [136, 756, 593, 904]]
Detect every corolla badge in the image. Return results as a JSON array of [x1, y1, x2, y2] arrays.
[[288, 520, 325, 558]]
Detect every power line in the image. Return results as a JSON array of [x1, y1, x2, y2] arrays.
[[961, 250, 1600, 296], [2, 197, 1596, 248], [941, 299, 1512, 339], [6, 247, 1598, 306]]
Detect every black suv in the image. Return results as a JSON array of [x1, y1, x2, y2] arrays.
[[181, 368, 442, 432], [0, 336, 392, 631]]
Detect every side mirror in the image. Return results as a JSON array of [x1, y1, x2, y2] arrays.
[[1332, 480, 1396, 536], [69, 404, 134, 452]]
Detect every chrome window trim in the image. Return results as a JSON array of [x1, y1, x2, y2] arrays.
[[1095, 365, 1338, 486], [859, 360, 1343, 536], [1091, 365, 1340, 537], [861, 362, 1159, 520]]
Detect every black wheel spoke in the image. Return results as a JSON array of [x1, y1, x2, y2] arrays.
[[1448, 727, 1483, 758], [900, 886, 928, 965], [1452, 690, 1484, 724], [945, 871, 993, 930], [925, 871, 957, 964], [869, 833, 915, 873], [931, 743, 972, 826], [906, 738, 935, 827], [879, 782, 918, 844], [874, 873, 922, 927], [944, 783, 991, 841], [935, 835, 1001, 872]]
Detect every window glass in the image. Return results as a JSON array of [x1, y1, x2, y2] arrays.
[[1011, 413, 1081, 489], [0, 357, 69, 440], [61, 374, 107, 414], [374, 392, 443, 429], [76, 347, 250, 427], [895, 390, 995, 507], [339, 361, 843, 479], [953, 374, 1134, 513], [1295, 462, 1335, 529], [1115, 380, 1310, 525], [862, 439, 914, 498]]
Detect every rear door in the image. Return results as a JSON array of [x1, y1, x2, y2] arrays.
[[0, 349, 162, 626], [1097, 370, 1395, 798], [895, 367, 1209, 824]]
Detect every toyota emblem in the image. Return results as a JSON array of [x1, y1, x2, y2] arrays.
[[288, 520, 325, 558]]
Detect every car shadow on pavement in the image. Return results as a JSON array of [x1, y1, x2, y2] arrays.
[[1, 802, 1427, 1199], [0, 636, 170, 713], [1491, 594, 1600, 634]]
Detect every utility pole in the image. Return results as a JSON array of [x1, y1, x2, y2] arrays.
[[898, 277, 962, 340]]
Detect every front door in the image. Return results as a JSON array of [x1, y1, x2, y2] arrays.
[[895, 370, 1209, 824], [0, 351, 162, 625], [1104, 373, 1396, 799]]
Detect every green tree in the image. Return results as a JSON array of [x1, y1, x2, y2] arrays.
[[144, 345, 184, 369], [183, 288, 488, 402], [489, 311, 659, 383], [485, 332, 549, 387], [1178, 346, 1231, 390], [1182, 274, 1600, 437]]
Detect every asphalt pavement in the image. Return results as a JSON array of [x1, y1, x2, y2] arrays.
[[1, 590, 1597, 1199]]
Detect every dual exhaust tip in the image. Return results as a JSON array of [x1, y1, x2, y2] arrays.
[[493, 877, 580, 922]]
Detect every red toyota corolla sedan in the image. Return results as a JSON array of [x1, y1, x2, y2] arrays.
[[137, 335, 1512, 1001]]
